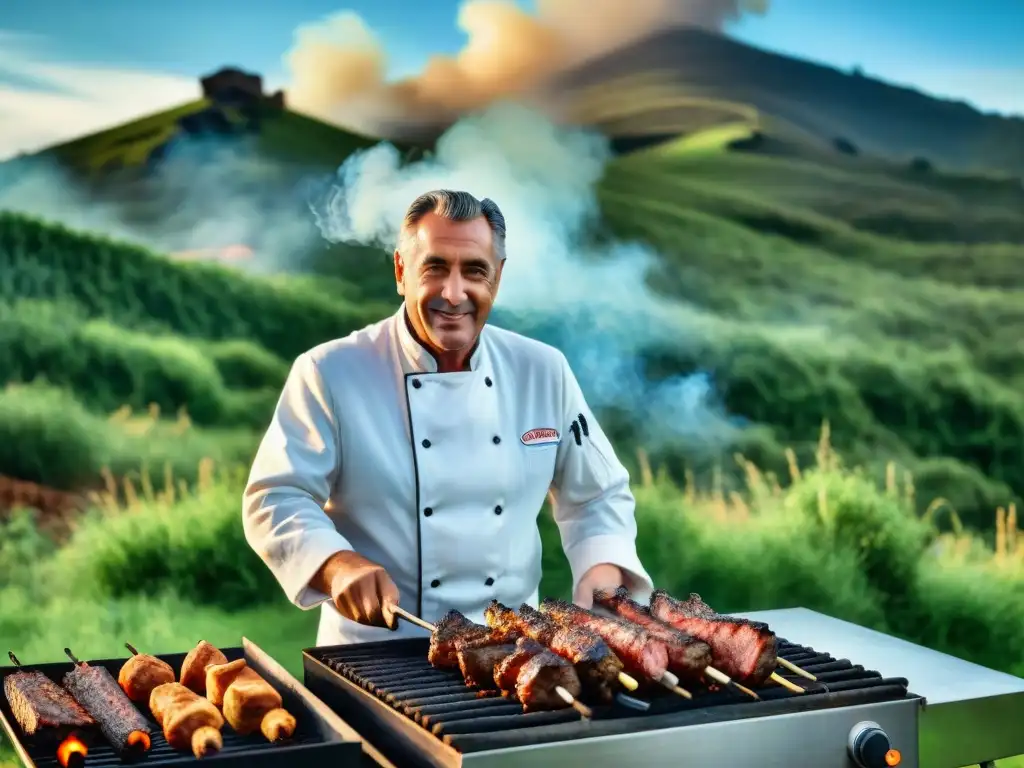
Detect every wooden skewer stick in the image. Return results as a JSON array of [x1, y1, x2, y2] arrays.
[[777, 658, 817, 681], [659, 670, 693, 699], [703, 665, 760, 701], [64, 648, 82, 666], [124, 643, 139, 656], [769, 672, 805, 694], [554, 685, 593, 718], [391, 605, 594, 718], [8, 651, 22, 667]]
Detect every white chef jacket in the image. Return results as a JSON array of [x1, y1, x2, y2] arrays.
[[242, 305, 653, 647]]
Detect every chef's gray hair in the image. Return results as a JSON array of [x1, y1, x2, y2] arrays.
[[397, 190, 507, 261]]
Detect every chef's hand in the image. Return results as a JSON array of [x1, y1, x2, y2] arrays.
[[573, 563, 625, 609], [324, 550, 401, 629]]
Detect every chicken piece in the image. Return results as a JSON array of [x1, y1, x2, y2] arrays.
[[118, 653, 175, 704], [205, 659, 247, 707], [149, 683, 225, 759], [206, 659, 296, 742], [180, 641, 228, 694]]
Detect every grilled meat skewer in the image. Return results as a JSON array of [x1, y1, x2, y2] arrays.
[[204, 658, 296, 742], [492, 638, 585, 712], [456, 639, 518, 690], [399, 608, 590, 715], [538, 598, 675, 683], [484, 601, 629, 702], [62, 648, 152, 756], [149, 682, 224, 758], [118, 643, 175, 704], [428, 610, 518, 668], [649, 591, 805, 694], [649, 591, 779, 687], [3, 653, 95, 743], [593, 588, 715, 682]]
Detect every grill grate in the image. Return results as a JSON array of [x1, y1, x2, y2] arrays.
[[304, 637, 912, 761], [1, 643, 366, 768]]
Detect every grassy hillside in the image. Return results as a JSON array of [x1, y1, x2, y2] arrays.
[[2, 117, 1024, 531], [39, 99, 385, 173], [553, 26, 1024, 176]]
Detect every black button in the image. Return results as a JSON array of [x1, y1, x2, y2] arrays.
[[430, 579, 441, 588], [412, 379, 422, 389], [422, 439, 431, 448], [485, 577, 494, 586], [494, 505, 503, 515], [492, 436, 501, 444], [424, 507, 433, 517], [485, 377, 493, 387]]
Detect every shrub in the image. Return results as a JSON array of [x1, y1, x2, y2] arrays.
[[0, 382, 259, 490]]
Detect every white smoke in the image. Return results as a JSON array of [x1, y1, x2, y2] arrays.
[[0, 141, 326, 274], [311, 102, 741, 448]]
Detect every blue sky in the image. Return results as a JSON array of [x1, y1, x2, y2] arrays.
[[0, 0, 1020, 159]]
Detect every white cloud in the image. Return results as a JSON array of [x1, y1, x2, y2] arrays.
[[0, 31, 199, 160]]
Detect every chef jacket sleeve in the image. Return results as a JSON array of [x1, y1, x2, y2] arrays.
[[549, 352, 654, 598], [242, 351, 353, 610]]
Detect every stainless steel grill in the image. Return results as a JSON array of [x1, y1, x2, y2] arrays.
[[303, 634, 920, 768]]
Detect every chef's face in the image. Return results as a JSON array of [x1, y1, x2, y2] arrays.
[[395, 212, 504, 361]]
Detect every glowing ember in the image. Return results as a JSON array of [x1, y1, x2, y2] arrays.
[[56, 732, 88, 767]]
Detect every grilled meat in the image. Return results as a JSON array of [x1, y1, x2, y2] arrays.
[[3, 670, 95, 742], [499, 638, 581, 712], [149, 682, 224, 759], [118, 652, 175, 704], [180, 641, 228, 695], [492, 639, 545, 697], [457, 641, 516, 691], [649, 590, 778, 686], [484, 600, 621, 702], [205, 659, 296, 742], [428, 610, 495, 668], [593, 587, 714, 683], [62, 663, 151, 754], [540, 597, 670, 682]]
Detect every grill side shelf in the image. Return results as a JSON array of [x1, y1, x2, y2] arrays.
[[0, 644, 366, 768]]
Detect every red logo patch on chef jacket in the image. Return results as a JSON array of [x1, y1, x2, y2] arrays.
[[520, 428, 560, 447]]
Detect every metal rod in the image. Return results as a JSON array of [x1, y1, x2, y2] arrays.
[[125, 643, 139, 656], [8, 651, 21, 667], [64, 648, 82, 666], [778, 657, 817, 681]]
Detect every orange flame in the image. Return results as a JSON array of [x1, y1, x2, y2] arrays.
[[56, 732, 88, 767]]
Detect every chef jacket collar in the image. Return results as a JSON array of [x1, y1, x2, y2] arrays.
[[394, 305, 487, 374]]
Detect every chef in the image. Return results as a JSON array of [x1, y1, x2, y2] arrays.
[[242, 189, 653, 646]]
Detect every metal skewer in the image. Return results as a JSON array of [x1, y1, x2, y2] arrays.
[[391, 605, 594, 718], [8, 652, 22, 667]]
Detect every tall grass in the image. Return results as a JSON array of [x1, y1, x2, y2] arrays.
[[3, 438, 1024, 765]]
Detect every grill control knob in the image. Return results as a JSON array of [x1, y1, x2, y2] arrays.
[[848, 721, 901, 768]]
